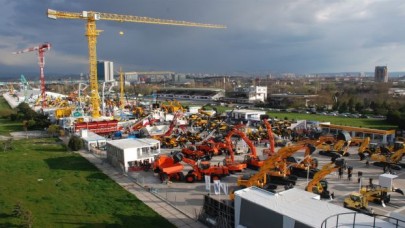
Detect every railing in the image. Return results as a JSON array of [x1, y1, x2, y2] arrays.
[[321, 212, 405, 228]]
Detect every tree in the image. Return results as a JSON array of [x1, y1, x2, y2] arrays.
[[47, 124, 60, 137], [68, 135, 83, 151]]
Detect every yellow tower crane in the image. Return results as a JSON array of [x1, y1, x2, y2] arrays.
[[47, 9, 226, 118]]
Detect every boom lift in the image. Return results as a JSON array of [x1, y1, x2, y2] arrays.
[[305, 158, 346, 199], [47, 9, 225, 118]]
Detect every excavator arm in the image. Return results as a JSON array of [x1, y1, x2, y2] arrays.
[[237, 144, 308, 188], [306, 159, 345, 195]]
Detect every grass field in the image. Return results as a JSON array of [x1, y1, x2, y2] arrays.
[[267, 112, 397, 130], [0, 137, 174, 227], [210, 105, 396, 130], [0, 118, 22, 136]]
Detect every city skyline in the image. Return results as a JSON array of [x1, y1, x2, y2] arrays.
[[1, 0, 405, 78]]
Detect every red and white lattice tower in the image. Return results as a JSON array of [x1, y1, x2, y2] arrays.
[[13, 43, 51, 108]]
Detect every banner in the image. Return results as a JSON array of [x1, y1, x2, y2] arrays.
[[205, 175, 211, 191], [220, 183, 228, 195], [214, 180, 221, 195]]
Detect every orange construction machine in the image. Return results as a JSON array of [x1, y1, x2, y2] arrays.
[[153, 153, 185, 183], [178, 153, 230, 183], [225, 128, 262, 171]]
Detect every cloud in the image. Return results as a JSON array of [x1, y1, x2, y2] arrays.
[[1, 0, 405, 77]]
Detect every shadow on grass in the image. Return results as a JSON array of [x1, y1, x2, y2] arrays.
[[86, 173, 109, 181], [53, 214, 175, 227], [44, 156, 98, 171]]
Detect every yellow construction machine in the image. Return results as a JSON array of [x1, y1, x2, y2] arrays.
[[344, 184, 404, 214], [305, 158, 346, 199]]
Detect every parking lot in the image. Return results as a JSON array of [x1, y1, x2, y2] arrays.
[[125, 145, 405, 220]]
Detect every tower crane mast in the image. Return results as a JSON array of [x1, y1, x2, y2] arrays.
[[47, 9, 225, 118], [13, 43, 51, 108]]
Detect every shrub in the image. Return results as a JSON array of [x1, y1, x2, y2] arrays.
[[68, 135, 83, 151]]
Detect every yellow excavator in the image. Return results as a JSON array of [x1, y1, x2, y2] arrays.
[[357, 137, 371, 160], [305, 158, 346, 199], [318, 131, 351, 158], [371, 147, 405, 170], [229, 144, 314, 200]]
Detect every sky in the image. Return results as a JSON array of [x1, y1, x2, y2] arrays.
[[1, 0, 405, 78]]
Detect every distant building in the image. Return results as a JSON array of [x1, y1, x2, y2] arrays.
[[227, 86, 267, 103], [97, 60, 114, 82], [375, 66, 388, 83]]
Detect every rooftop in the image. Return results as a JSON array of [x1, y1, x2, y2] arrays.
[[107, 138, 160, 149], [235, 187, 396, 228]]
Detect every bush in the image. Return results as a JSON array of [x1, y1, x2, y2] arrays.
[[68, 135, 83, 151]]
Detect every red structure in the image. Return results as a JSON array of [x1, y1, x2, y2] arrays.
[[74, 120, 119, 135], [13, 43, 51, 108]]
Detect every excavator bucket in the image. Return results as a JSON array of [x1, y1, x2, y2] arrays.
[[307, 144, 316, 155], [337, 131, 351, 142], [394, 188, 404, 195]]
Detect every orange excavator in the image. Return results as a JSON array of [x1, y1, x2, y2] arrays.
[[178, 153, 230, 183], [224, 128, 262, 171], [261, 115, 275, 156]]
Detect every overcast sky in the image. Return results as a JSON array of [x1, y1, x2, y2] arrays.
[[1, 0, 405, 78]]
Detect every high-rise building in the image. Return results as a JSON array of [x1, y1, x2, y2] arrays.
[[374, 66, 388, 83], [97, 60, 114, 82]]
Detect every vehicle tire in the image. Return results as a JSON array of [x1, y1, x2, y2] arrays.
[[160, 173, 168, 183], [211, 175, 220, 183], [177, 172, 185, 181], [391, 164, 401, 171], [343, 202, 348, 208], [188, 170, 194, 175], [153, 168, 160, 173], [185, 174, 196, 183], [358, 153, 366, 161]]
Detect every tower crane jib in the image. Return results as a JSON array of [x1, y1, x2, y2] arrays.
[[47, 9, 225, 118]]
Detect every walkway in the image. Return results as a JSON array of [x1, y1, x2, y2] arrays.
[[78, 150, 206, 228]]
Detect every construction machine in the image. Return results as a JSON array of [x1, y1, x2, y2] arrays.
[[356, 137, 371, 160], [48, 9, 224, 118], [261, 115, 276, 156], [181, 146, 211, 161], [178, 153, 229, 183], [306, 158, 346, 199], [288, 144, 318, 178], [160, 136, 179, 148], [344, 184, 404, 214], [153, 153, 185, 183], [371, 147, 405, 170], [318, 131, 351, 158], [236, 144, 311, 189], [224, 128, 261, 171]]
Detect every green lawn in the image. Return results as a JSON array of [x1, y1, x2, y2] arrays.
[[267, 112, 396, 130], [0, 137, 174, 227], [0, 118, 22, 136]]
